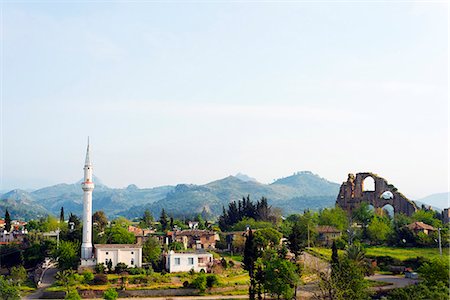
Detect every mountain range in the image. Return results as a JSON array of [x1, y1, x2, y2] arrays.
[[0, 171, 340, 220], [0, 171, 447, 220]]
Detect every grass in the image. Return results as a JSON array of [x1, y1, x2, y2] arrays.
[[220, 252, 244, 262], [309, 246, 447, 262]]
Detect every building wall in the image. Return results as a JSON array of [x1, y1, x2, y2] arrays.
[[166, 252, 212, 273], [96, 247, 142, 268]]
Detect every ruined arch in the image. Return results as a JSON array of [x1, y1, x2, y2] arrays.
[[380, 204, 395, 218], [336, 172, 417, 217], [362, 176, 375, 191]]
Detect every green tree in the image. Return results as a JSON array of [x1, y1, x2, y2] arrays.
[[53, 241, 80, 270], [331, 241, 339, 267], [5, 209, 11, 232], [139, 209, 153, 229], [8, 266, 27, 286], [318, 207, 349, 231], [243, 229, 258, 300], [142, 237, 161, 267], [366, 216, 392, 244], [418, 257, 450, 286], [105, 225, 135, 244], [93, 211, 108, 231], [317, 257, 370, 300], [412, 210, 443, 228], [261, 250, 300, 300], [159, 209, 169, 231], [0, 276, 20, 300], [352, 202, 374, 227], [253, 228, 282, 249], [112, 216, 131, 227]]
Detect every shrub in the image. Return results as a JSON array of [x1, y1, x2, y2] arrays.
[[192, 273, 207, 293], [188, 268, 195, 275], [95, 263, 106, 274], [220, 258, 228, 269], [103, 288, 118, 300], [65, 289, 81, 300], [206, 274, 219, 288], [183, 281, 189, 288], [115, 263, 128, 274], [82, 271, 94, 283], [229, 260, 235, 268], [334, 237, 347, 250], [145, 267, 154, 276], [93, 274, 108, 285], [128, 267, 146, 275]]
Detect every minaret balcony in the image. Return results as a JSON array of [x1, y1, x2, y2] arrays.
[[82, 182, 95, 191]]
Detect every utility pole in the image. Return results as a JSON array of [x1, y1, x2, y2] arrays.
[[438, 228, 442, 256]]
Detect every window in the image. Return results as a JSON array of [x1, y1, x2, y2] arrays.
[[131, 258, 134, 265], [106, 252, 109, 255], [105, 259, 108, 265], [131, 251, 134, 254], [174, 258, 180, 265], [188, 257, 194, 265]]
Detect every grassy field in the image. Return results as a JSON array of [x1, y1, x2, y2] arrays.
[[309, 246, 447, 261]]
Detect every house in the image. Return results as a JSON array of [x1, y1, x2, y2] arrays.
[[165, 250, 213, 273], [316, 226, 341, 246], [94, 244, 142, 268], [127, 225, 154, 245], [168, 230, 219, 250], [407, 222, 436, 235]]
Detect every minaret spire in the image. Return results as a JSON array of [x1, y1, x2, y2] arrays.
[[85, 137, 91, 166]]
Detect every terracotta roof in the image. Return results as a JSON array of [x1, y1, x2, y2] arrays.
[[407, 222, 435, 231], [94, 244, 142, 249], [316, 226, 341, 233]]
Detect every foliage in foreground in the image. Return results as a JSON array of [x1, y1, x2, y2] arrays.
[[0, 276, 20, 300]]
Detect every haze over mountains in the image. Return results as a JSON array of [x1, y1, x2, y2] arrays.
[[0, 171, 447, 220]]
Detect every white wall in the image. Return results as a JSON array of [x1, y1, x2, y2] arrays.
[[96, 247, 142, 268], [166, 251, 212, 273]]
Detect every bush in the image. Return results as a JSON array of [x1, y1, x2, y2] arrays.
[[93, 274, 108, 285], [192, 273, 207, 292], [115, 263, 128, 274], [220, 258, 228, 269], [95, 263, 106, 274], [334, 237, 347, 250], [206, 274, 219, 288], [183, 281, 189, 288], [128, 267, 146, 275], [403, 256, 429, 271], [65, 289, 81, 300], [188, 268, 195, 275], [82, 271, 94, 283], [103, 288, 118, 300]]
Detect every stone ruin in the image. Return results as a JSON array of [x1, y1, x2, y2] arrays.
[[336, 172, 417, 216]]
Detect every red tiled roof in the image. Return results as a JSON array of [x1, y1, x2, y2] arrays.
[[407, 221, 435, 231], [316, 226, 341, 233]]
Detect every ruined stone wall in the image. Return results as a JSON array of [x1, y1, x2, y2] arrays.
[[336, 172, 417, 216]]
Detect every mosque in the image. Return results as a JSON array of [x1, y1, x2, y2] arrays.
[[79, 140, 142, 269]]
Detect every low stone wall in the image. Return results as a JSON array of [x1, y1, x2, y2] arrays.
[[41, 291, 66, 299]]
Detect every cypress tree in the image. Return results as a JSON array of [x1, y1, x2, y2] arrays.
[[243, 229, 257, 300], [5, 209, 11, 232], [60, 207, 65, 223]]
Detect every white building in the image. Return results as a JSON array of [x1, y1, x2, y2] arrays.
[[95, 244, 142, 268], [165, 250, 213, 273]]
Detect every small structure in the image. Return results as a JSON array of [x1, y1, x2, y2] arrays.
[[316, 226, 341, 246], [95, 244, 143, 268], [165, 250, 213, 273], [188, 221, 199, 229], [168, 230, 219, 250], [128, 225, 154, 245], [407, 222, 436, 235]]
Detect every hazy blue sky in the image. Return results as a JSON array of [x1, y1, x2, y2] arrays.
[[1, 1, 448, 199]]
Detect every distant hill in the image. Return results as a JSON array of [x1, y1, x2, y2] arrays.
[[1, 171, 340, 220], [415, 192, 449, 210]]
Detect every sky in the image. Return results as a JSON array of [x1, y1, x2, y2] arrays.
[[1, 1, 448, 199]]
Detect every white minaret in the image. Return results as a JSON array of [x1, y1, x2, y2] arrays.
[[81, 138, 94, 260]]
